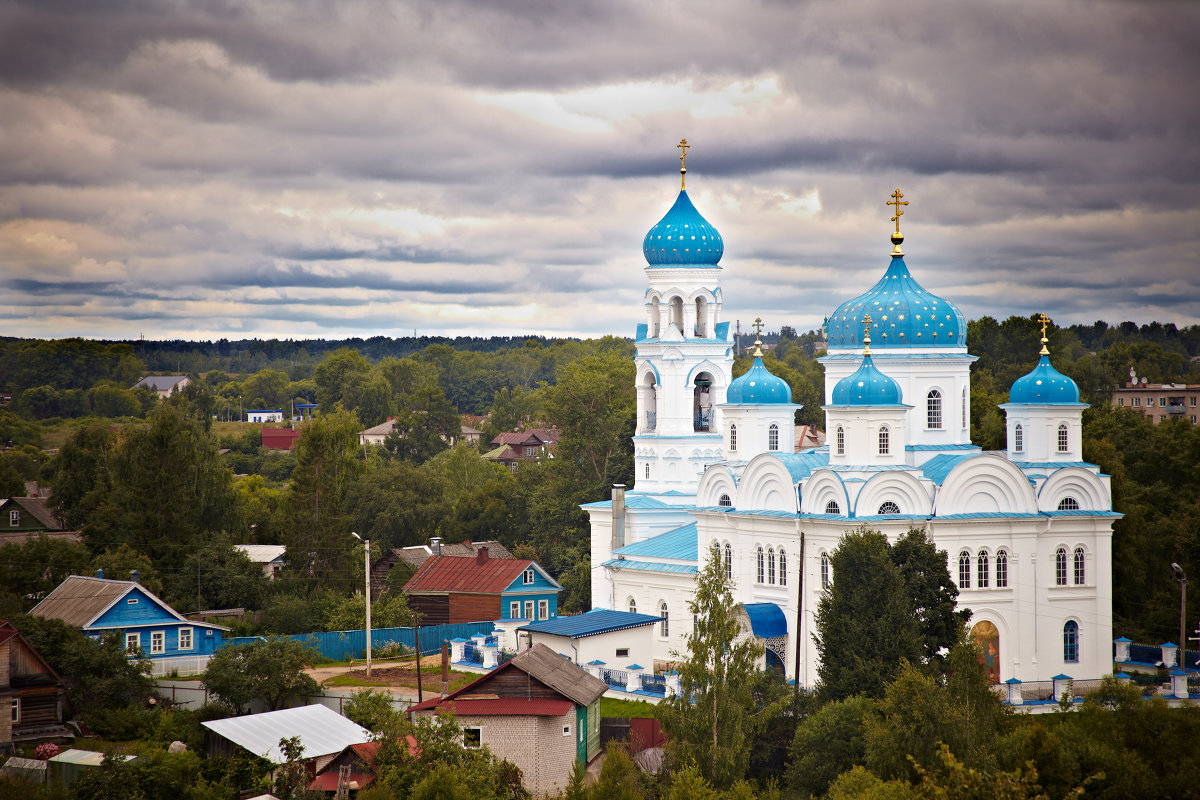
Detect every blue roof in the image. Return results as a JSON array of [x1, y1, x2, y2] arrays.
[[612, 523, 697, 561], [742, 603, 788, 638], [769, 450, 829, 482], [907, 443, 982, 452], [1009, 461, 1098, 470], [1006, 355, 1082, 405], [518, 609, 661, 638], [921, 453, 976, 485], [826, 255, 966, 350], [829, 354, 904, 406], [642, 190, 723, 267], [601, 559, 699, 574], [580, 494, 676, 510], [726, 357, 792, 404]]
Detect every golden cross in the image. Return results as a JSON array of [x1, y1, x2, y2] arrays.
[[862, 313, 873, 355], [677, 139, 690, 190], [1038, 313, 1051, 355], [886, 189, 908, 234], [752, 316, 764, 338]]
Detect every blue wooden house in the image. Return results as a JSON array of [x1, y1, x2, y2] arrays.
[[31, 574, 228, 661], [404, 547, 563, 625]]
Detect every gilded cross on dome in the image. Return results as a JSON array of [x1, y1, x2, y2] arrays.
[[862, 313, 873, 356], [677, 139, 690, 190], [751, 316, 764, 357], [887, 189, 908, 256], [1038, 313, 1051, 356]]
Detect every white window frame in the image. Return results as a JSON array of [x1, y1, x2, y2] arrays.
[[1055, 547, 1068, 586], [836, 426, 845, 455], [1073, 547, 1086, 585], [878, 426, 889, 456], [977, 551, 989, 588], [768, 423, 779, 451], [563, 723, 572, 737], [627, 597, 637, 615], [510, 601, 520, 619], [1014, 424, 1023, 452], [996, 550, 1009, 588], [756, 546, 765, 584], [178, 627, 193, 651], [151, 630, 165, 654], [927, 389, 943, 430], [767, 548, 776, 585], [463, 726, 483, 748], [125, 632, 140, 653], [1057, 423, 1069, 453], [824, 500, 840, 515], [538, 599, 549, 620], [11, 697, 19, 723], [729, 424, 737, 452], [723, 544, 732, 580], [778, 550, 787, 587], [523, 568, 535, 585], [961, 387, 967, 429], [524, 600, 534, 619], [958, 551, 971, 589], [820, 553, 831, 590], [659, 601, 669, 638], [8, 510, 18, 526]]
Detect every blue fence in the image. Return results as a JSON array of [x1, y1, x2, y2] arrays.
[[225, 621, 495, 662], [641, 674, 667, 696]]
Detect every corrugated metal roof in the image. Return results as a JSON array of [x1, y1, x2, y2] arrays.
[[201, 705, 371, 764], [404, 555, 561, 595], [1010, 461, 1099, 470], [518, 609, 661, 638], [133, 375, 188, 391], [412, 698, 573, 716], [235, 544, 286, 564], [768, 451, 828, 482], [31, 576, 139, 628], [906, 443, 982, 451], [612, 523, 697, 561], [601, 559, 699, 574], [742, 603, 788, 638]]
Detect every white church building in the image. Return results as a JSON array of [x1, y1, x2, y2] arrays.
[[587, 155, 1118, 688]]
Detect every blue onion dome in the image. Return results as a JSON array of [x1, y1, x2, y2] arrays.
[[726, 357, 792, 404], [643, 190, 723, 267], [830, 354, 904, 406], [826, 256, 966, 349], [1009, 355, 1081, 404]]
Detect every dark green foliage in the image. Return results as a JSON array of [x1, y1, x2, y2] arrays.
[[890, 529, 970, 670], [788, 694, 877, 798], [343, 688, 403, 732], [0, 537, 90, 610], [163, 536, 269, 614], [0, 409, 43, 447], [0, 338, 144, 394], [202, 636, 320, 712]]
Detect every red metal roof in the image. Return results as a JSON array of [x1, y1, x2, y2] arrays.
[[491, 431, 546, 446], [407, 697, 573, 716], [403, 555, 534, 595]]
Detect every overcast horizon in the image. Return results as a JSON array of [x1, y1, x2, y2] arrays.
[[1, 1, 1198, 344]]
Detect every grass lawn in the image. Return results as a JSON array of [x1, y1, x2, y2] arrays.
[[323, 664, 479, 693], [600, 696, 659, 717]]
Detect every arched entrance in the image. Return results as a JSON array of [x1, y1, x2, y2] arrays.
[[765, 649, 786, 675], [970, 620, 1000, 683]]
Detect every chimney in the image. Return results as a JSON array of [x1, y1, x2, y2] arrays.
[[430, 536, 442, 556], [131, 569, 140, 584], [611, 484, 626, 551], [97, 568, 103, 579], [476, 546, 489, 564]]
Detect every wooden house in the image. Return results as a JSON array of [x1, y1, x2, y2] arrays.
[[0, 619, 69, 749], [402, 548, 562, 625]]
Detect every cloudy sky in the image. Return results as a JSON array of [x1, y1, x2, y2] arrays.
[[1, 0, 1197, 343]]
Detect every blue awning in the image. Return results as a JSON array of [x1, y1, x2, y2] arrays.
[[742, 603, 787, 638]]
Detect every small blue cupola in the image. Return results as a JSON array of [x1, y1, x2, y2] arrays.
[[999, 316, 1087, 463], [829, 353, 904, 407], [727, 357, 792, 404], [825, 197, 965, 350], [720, 322, 801, 457], [823, 315, 910, 466], [642, 149, 723, 268]]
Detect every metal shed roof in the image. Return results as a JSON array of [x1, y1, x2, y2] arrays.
[[518, 609, 661, 638], [611, 523, 697, 561], [201, 705, 371, 764]]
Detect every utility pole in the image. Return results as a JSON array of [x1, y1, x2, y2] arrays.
[[352, 532, 372, 677], [1173, 562, 1187, 665]]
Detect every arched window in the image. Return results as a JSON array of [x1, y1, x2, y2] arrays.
[[927, 389, 943, 429], [694, 297, 707, 337], [730, 424, 737, 452], [779, 550, 787, 586], [1057, 423, 1069, 453], [756, 547, 765, 583], [723, 543, 732, 580], [1055, 547, 1067, 586], [1063, 620, 1079, 662], [978, 551, 989, 588], [659, 601, 669, 637], [878, 501, 900, 515], [1074, 547, 1085, 585], [824, 500, 840, 515], [645, 463, 650, 479], [1058, 497, 1079, 511], [1014, 424, 1023, 453], [820, 553, 830, 590], [996, 550, 1009, 588], [836, 426, 845, 455], [670, 295, 684, 332], [718, 494, 732, 507], [958, 551, 971, 588], [768, 423, 779, 451], [961, 387, 967, 429], [627, 597, 637, 615], [878, 426, 890, 456], [767, 548, 776, 584]]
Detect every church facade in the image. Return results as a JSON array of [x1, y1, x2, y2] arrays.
[[587, 151, 1117, 687]]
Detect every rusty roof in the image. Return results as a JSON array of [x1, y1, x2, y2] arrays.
[[403, 554, 558, 595]]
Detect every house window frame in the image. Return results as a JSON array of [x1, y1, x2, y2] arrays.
[[523, 568, 535, 585], [718, 494, 732, 507], [768, 423, 779, 451], [958, 551, 971, 589], [927, 389, 943, 429], [756, 546, 765, 583], [616, 647, 630, 658], [1055, 547, 1068, 586], [1058, 497, 1080, 511], [524, 600, 534, 619], [878, 426, 890, 456], [538, 599, 549, 620], [151, 630, 165, 654], [1073, 547, 1086, 585], [961, 387, 967, 429], [178, 627, 193, 651], [11, 697, 19, 723], [659, 601, 669, 638], [463, 727, 483, 748], [8, 510, 18, 527], [125, 632, 140, 653], [510, 601, 520, 619], [996, 550, 1008, 588]]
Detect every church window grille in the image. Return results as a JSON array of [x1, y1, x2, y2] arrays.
[[757, 547, 765, 583], [1063, 620, 1079, 662], [719, 494, 732, 507], [962, 387, 967, 429], [723, 544, 732, 580], [1057, 497, 1079, 511], [779, 550, 787, 586], [1014, 424, 1023, 452], [645, 463, 650, 479], [628, 597, 637, 615], [730, 424, 737, 452], [878, 427, 890, 455], [836, 427, 845, 455], [821, 553, 830, 590], [824, 500, 840, 515], [660, 601, 669, 637], [1057, 423, 1069, 453], [978, 551, 989, 588], [767, 548, 776, 584], [927, 390, 943, 429], [996, 550, 1008, 587], [878, 501, 900, 515], [769, 423, 779, 451], [958, 551, 971, 588], [1074, 547, 1085, 585], [1055, 548, 1067, 586]]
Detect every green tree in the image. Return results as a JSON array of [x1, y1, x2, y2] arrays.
[[815, 528, 922, 703], [659, 542, 773, 788], [890, 528, 969, 671], [344, 688, 403, 732], [202, 637, 320, 713], [313, 348, 371, 411], [788, 694, 877, 799], [89, 544, 162, 594], [0, 537, 90, 611]]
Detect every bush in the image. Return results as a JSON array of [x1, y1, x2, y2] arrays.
[[84, 703, 157, 740]]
